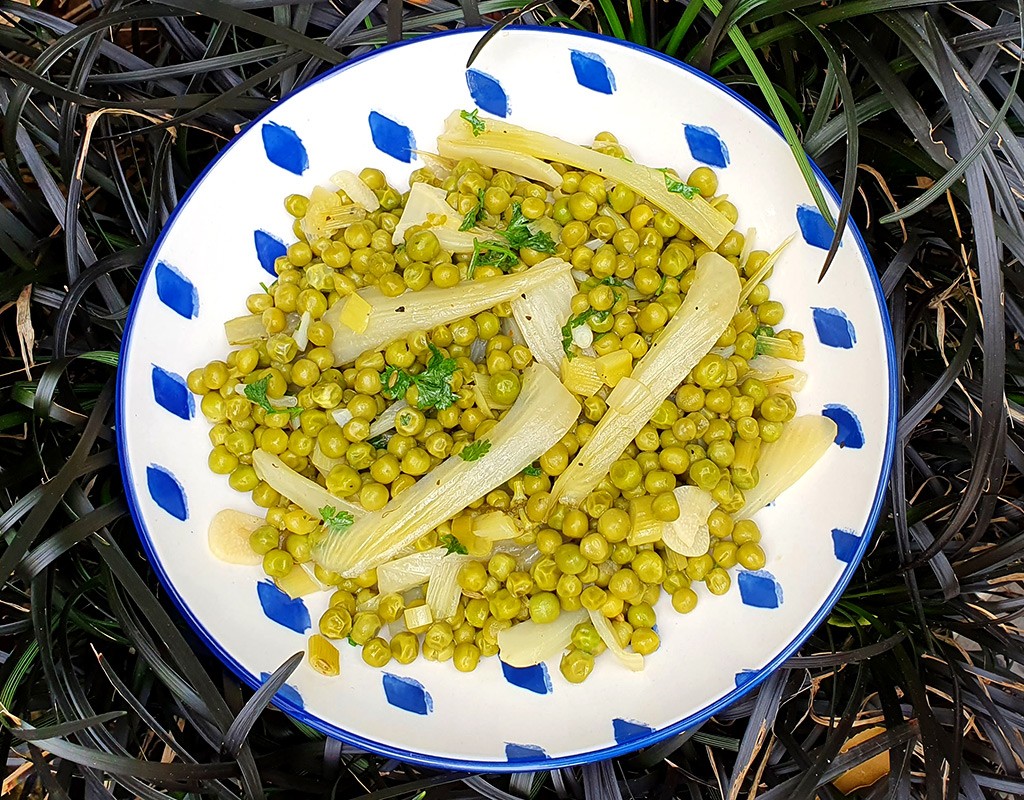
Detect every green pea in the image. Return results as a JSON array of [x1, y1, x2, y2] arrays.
[[760, 420, 784, 443], [571, 622, 605, 655], [652, 491, 680, 522], [554, 544, 587, 575], [391, 631, 419, 664], [350, 611, 382, 645], [760, 395, 790, 423], [361, 637, 392, 667], [692, 354, 728, 389], [644, 469, 676, 495], [632, 550, 666, 584], [610, 458, 643, 490], [249, 525, 279, 555], [453, 642, 481, 672], [705, 568, 731, 595], [738, 543, 767, 570], [490, 371, 521, 405], [688, 459, 721, 491], [707, 440, 735, 467], [685, 554, 714, 582], [262, 549, 293, 578], [687, 167, 718, 198], [631, 627, 660, 655], [560, 648, 595, 683], [671, 587, 698, 614], [529, 592, 561, 623], [712, 541, 738, 569], [488, 589, 522, 620]]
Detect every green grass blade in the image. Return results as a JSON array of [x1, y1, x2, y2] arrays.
[[664, 0, 706, 57], [703, 0, 836, 228], [594, 0, 628, 40]]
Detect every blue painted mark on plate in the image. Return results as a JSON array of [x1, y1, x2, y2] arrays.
[[570, 50, 615, 94], [256, 580, 311, 634], [500, 661, 552, 695], [254, 230, 287, 276], [368, 111, 416, 163], [832, 528, 862, 564], [259, 671, 304, 709], [155, 262, 198, 319], [683, 124, 729, 168], [151, 366, 193, 420], [796, 204, 837, 251], [146, 465, 187, 521], [738, 571, 782, 609], [812, 307, 857, 349], [823, 404, 865, 449], [505, 742, 548, 762], [612, 718, 655, 744], [465, 69, 509, 117], [734, 669, 759, 688], [382, 673, 432, 715], [261, 122, 308, 175]]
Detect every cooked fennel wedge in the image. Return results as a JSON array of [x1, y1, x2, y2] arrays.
[[437, 111, 732, 249], [391, 182, 499, 253], [497, 608, 587, 667], [549, 253, 741, 507], [324, 257, 572, 365], [511, 266, 576, 374], [314, 363, 581, 576], [736, 415, 837, 520], [251, 448, 363, 520]]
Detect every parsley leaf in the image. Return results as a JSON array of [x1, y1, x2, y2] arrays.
[[347, 636, 358, 646], [319, 505, 354, 536], [560, 308, 607, 358], [497, 204, 557, 253], [243, 376, 304, 417], [459, 439, 492, 462], [460, 188, 486, 231], [468, 239, 520, 278], [659, 169, 701, 199], [460, 109, 485, 136], [754, 324, 776, 339], [440, 533, 469, 555], [523, 464, 542, 477], [381, 343, 459, 410], [367, 433, 390, 450]]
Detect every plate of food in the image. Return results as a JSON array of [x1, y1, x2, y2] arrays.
[[117, 26, 896, 770]]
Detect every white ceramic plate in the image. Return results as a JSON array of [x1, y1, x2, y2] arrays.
[[117, 27, 896, 771]]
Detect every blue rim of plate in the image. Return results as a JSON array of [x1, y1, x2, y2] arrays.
[[116, 25, 898, 773]]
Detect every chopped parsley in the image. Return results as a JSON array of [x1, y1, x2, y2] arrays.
[[561, 308, 608, 358], [367, 433, 390, 450], [754, 324, 776, 339], [460, 109, 486, 136], [259, 281, 273, 294], [459, 188, 486, 231], [655, 274, 669, 296], [468, 239, 519, 278], [459, 439, 492, 462], [243, 376, 303, 417], [381, 343, 459, 410], [523, 464, 543, 477], [659, 169, 701, 199], [347, 636, 358, 646], [440, 533, 469, 556], [319, 505, 354, 536], [497, 204, 557, 253]]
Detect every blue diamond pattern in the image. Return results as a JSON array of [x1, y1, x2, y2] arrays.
[[146, 465, 187, 521], [737, 571, 783, 609], [382, 673, 432, 715], [570, 50, 616, 94], [812, 307, 857, 348], [796, 204, 837, 250], [823, 404, 865, 449], [155, 262, 198, 319], [831, 528, 862, 564], [259, 671, 304, 709], [683, 124, 729, 168], [505, 742, 548, 762], [500, 661, 552, 694], [734, 669, 759, 688], [368, 111, 416, 163], [256, 580, 311, 634], [612, 718, 655, 744], [465, 69, 509, 117], [254, 230, 287, 276], [151, 366, 193, 420], [261, 122, 308, 175]]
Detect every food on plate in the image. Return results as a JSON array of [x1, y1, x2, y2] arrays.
[[186, 111, 835, 683]]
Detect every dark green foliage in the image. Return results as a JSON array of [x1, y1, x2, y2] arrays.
[[1, 1, 1022, 797]]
